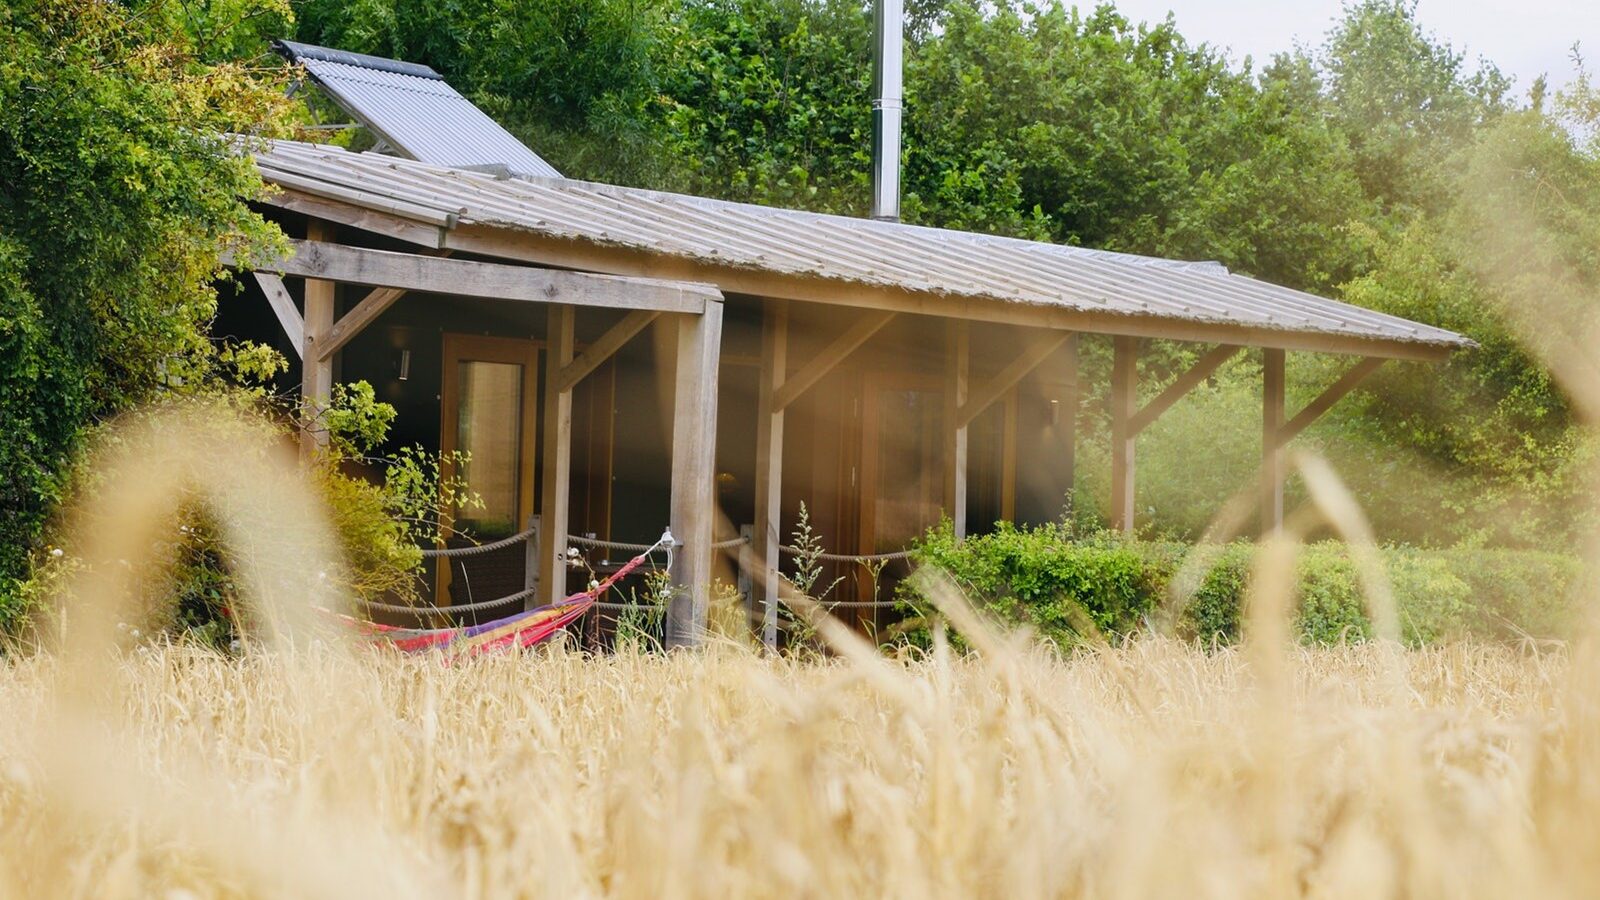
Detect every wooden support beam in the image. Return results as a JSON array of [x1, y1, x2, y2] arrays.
[[300, 222, 335, 454], [752, 299, 787, 650], [318, 251, 452, 361], [265, 188, 449, 250], [1001, 390, 1018, 524], [251, 272, 303, 358], [956, 330, 1071, 428], [1056, 334, 1081, 518], [1109, 336, 1138, 533], [772, 309, 897, 412], [1129, 344, 1243, 436], [666, 301, 725, 648], [1061, 335, 1080, 519], [1262, 348, 1287, 536], [945, 321, 970, 539], [1276, 357, 1386, 446], [537, 305, 576, 608], [319, 287, 403, 361], [557, 309, 661, 393], [240, 239, 715, 314]]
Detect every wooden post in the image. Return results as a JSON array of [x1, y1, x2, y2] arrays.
[[523, 513, 541, 603], [666, 300, 724, 648], [1262, 347, 1286, 536], [300, 220, 335, 454], [538, 305, 576, 607], [1061, 335, 1080, 518], [1110, 336, 1138, 533], [945, 321, 970, 539], [1001, 390, 1018, 523], [737, 523, 754, 623], [752, 299, 787, 649]]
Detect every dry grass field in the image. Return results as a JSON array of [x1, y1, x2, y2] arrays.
[[5, 410, 1600, 899], [1, 632, 1595, 898]]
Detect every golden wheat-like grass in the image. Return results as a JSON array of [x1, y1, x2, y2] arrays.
[[0, 636, 1589, 899], [6, 404, 1600, 899]]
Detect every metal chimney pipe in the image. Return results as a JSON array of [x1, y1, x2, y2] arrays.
[[870, 0, 903, 222]]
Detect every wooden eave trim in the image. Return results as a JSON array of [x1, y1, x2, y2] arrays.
[[232, 239, 719, 315], [261, 187, 449, 249]]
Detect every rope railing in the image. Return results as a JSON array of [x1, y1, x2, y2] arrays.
[[359, 586, 537, 616], [588, 598, 903, 612], [420, 528, 918, 562], [567, 533, 749, 553], [394, 524, 915, 622], [778, 546, 916, 563], [419, 526, 537, 559], [567, 534, 662, 553]]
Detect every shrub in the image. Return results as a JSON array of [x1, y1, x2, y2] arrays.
[[8, 384, 470, 648], [0, 0, 290, 617], [900, 522, 1581, 649], [909, 521, 1165, 642]]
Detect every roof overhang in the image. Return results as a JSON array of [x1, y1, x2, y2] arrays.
[[248, 139, 1473, 363]]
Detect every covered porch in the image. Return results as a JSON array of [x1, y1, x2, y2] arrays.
[[226, 138, 1470, 648]]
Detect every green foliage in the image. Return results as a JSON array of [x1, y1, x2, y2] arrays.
[[6, 0, 1599, 636], [902, 522, 1580, 649], [1321, 0, 1510, 213], [907, 521, 1166, 641], [312, 382, 479, 604], [271, 0, 1600, 554], [0, 0, 290, 623]]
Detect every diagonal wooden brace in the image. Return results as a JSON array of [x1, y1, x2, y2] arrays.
[[1129, 344, 1242, 436], [956, 330, 1071, 429], [558, 309, 661, 392], [772, 309, 897, 412], [1274, 356, 1386, 447]]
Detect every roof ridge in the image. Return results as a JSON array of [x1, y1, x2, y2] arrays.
[[273, 40, 444, 81]]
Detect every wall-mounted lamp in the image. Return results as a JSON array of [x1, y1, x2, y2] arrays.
[[395, 348, 412, 382], [1049, 398, 1060, 427]]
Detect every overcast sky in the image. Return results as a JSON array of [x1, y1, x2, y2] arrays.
[[1102, 0, 1598, 97]]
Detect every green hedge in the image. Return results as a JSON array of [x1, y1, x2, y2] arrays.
[[902, 522, 1583, 647]]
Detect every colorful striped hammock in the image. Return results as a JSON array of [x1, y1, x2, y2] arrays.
[[346, 549, 654, 659]]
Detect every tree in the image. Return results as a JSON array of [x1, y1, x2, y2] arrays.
[[1320, 0, 1511, 215], [0, 0, 289, 622]]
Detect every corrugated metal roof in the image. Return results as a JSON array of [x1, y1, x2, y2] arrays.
[[253, 138, 1472, 355], [275, 41, 562, 179]]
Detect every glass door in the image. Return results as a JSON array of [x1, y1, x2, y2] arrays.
[[437, 334, 538, 606], [858, 373, 947, 613]]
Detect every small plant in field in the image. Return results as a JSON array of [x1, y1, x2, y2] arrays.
[[782, 501, 843, 648], [787, 502, 842, 601], [613, 567, 669, 652]]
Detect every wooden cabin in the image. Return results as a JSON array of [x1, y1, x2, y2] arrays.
[[221, 42, 1472, 647]]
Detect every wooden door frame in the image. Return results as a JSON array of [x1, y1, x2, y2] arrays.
[[437, 333, 541, 604], [857, 368, 1020, 557], [856, 369, 945, 559]]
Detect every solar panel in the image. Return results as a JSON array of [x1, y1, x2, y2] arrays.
[[274, 40, 561, 179]]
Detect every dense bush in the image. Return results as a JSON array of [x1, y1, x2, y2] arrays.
[[902, 522, 1582, 648], [0, 0, 289, 626]]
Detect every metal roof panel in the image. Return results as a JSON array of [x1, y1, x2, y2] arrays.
[[253, 139, 1472, 354], [275, 42, 562, 179]]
